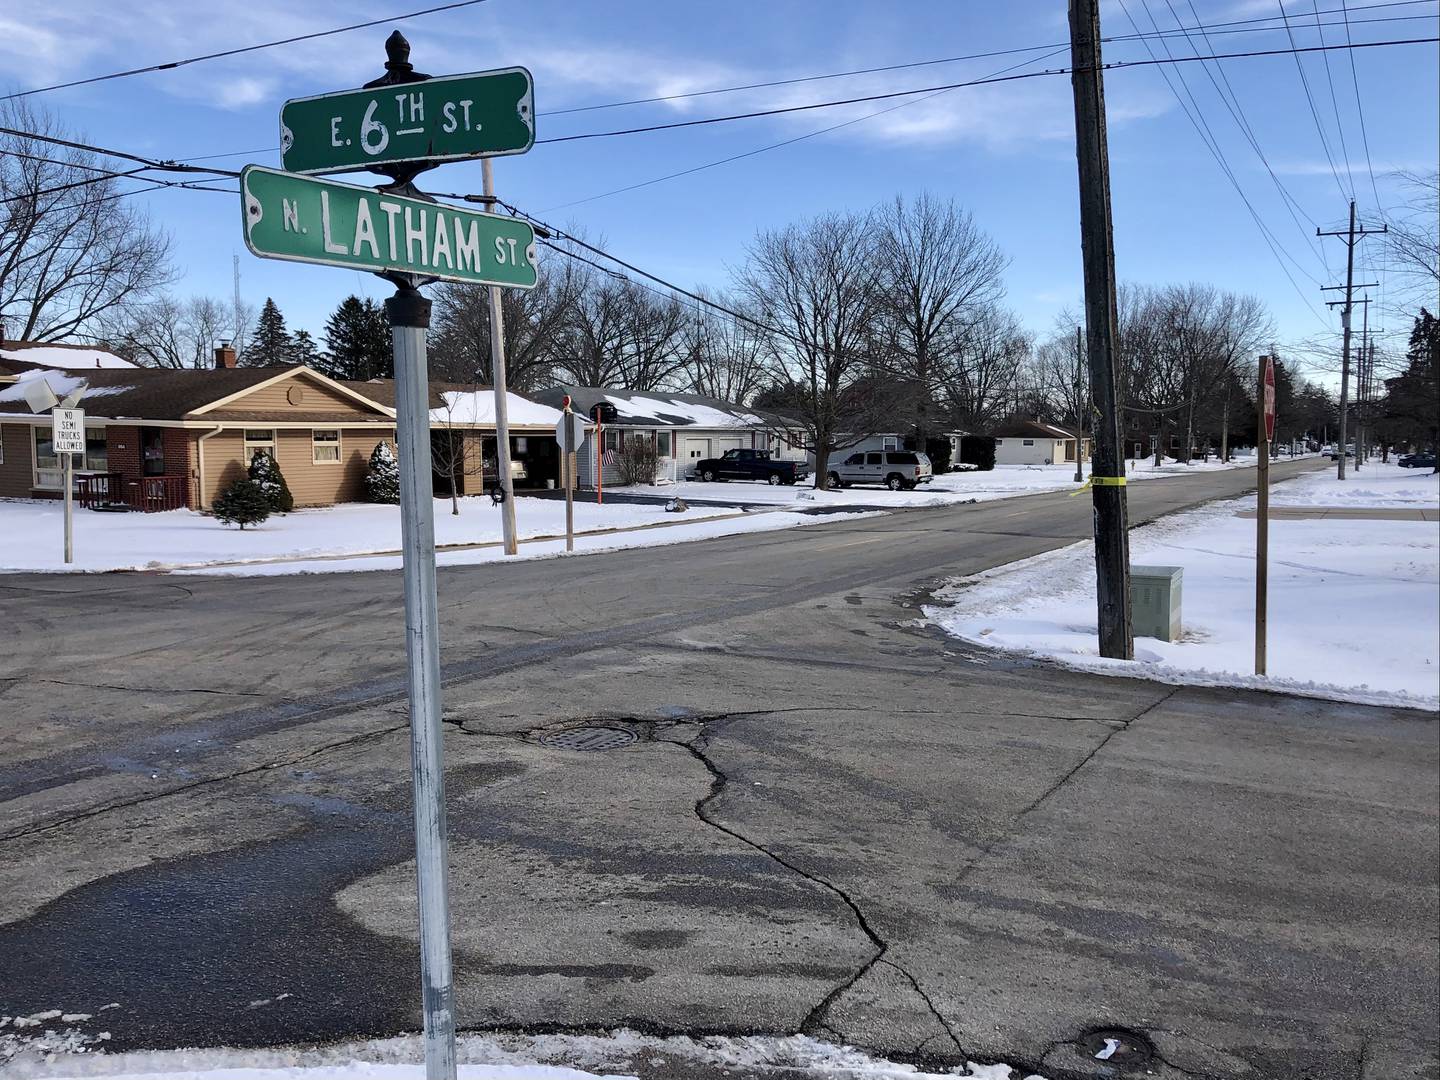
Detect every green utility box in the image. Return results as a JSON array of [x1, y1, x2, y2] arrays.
[[1131, 565, 1183, 642]]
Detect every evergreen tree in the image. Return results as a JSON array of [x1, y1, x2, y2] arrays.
[[288, 328, 324, 368], [246, 298, 294, 367], [364, 441, 401, 504], [248, 449, 294, 513], [1380, 310, 1439, 454], [319, 295, 392, 380], [212, 477, 271, 530]]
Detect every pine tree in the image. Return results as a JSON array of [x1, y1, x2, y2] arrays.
[[212, 477, 271, 530], [1380, 310, 1439, 454], [247, 450, 294, 513], [288, 328, 324, 368], [246, 298, 294, 367], [365, 441, 401, 504], [319, 295, 392, 380]]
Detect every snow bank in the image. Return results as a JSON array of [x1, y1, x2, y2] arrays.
[[924, 465, 1439, 709], [1, 345, 135, 370], [4, 1028, 1043, 1080]]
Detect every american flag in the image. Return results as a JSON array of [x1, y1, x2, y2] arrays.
[[602, 449, 618, 465]]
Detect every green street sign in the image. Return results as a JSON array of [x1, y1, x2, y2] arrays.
[[241, 166, 537, 288], [280, 67, 534, 175]]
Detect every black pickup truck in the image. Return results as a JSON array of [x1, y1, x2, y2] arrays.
[[692, 448, 810, 486]]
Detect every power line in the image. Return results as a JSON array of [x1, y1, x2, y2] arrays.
[[538, 46, 1071, 212], [1118, 0, 1331, 325], [533, 36, 1439, 146], [1, 0, 492, 101], [1276, 1, 1352, 200], [1339, 0, 1387, 211], [0, 123, 240, 175], [1312, 0, 1359, 197]]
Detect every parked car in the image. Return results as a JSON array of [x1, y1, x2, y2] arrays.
[[827, 450, 933, 491], [692, 448, 810, 485], [1398, 452, 1436, 469]]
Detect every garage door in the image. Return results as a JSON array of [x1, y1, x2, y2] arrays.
[[716, 436, 745, 453], [680, 436, 711, 463]]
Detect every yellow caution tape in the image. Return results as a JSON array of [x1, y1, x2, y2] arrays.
[[1069, 474, 1128, 496]]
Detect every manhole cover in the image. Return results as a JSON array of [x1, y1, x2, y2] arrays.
[[539, 726, 638, 752], [1080, 1029, 1154, 1068]]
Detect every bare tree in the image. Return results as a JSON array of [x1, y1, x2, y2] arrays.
[[1031, 318, 1089, 431], [939, 304, 1031, 430], [0, 100, 171, 342], [429, 255, 579, 390], [1384, 169, 1439, 318], [873, 194, 1008, 443], [680, 291, 768, 404], [737, 211, 884, 488], [98, 294, 239, 368], [554, 269, 687, 391]]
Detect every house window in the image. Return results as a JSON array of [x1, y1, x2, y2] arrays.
[[994, 439, 1003, 446], [244, 429, 275, 464], [657, 431, 671, 456], [1022, 439, 1034, 446], [604, 429, 620, 451], [882, 436, 899, 451], [312, 429, 341, 464], [33, 426, 106, 488]]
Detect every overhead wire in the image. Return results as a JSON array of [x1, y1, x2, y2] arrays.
[[1118, 0, 1332, 326], [1275, 1, 1353, 200], [1311, 0, 1359, 196], [1339, 0, 1387, 211], [1, 0, 492, 101]]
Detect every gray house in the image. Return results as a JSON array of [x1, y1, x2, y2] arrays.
[[533, 386, 808, 488]]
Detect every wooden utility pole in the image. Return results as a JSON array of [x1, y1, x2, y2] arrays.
[[1256, 355, 1275, 675], [1069, 0, 1132, 660], [1074, 324, 1086, 484], [1319, 202, 1385, 480]]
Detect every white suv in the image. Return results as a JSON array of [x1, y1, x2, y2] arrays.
[[827, 451, 933, 491]]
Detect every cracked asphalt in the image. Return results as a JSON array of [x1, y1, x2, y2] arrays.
[[2, 459, 1437, 1080]]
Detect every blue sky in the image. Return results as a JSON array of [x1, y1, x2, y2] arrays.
[[4, 0, 1435, 367]]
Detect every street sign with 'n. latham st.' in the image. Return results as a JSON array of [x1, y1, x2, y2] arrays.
[[280, 68, 534, 175], [241, 166, 537, 288]]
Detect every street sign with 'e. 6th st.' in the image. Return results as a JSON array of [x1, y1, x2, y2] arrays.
[[280, 68, 534, 175], [52, 408, 85, 454], [241, 166, 537, 288]]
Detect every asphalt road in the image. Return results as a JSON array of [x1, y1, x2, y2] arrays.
[[1, 459, 1436, 1080]]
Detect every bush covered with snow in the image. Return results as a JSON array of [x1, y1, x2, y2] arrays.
[[365, 441, 401, 504], [248, 450, 294, 513]]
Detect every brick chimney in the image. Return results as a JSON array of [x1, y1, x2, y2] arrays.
[[214, 341, 238, 369]]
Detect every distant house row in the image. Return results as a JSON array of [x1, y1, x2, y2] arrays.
[[0, 341, 809, 511]]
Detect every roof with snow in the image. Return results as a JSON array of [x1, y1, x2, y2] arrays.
[[533, 386, 790, 430], [340, 380, 562, 428], [0, 341, 136, 372], [990, 420, 1086, 441]]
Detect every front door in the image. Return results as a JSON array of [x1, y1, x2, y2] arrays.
[[141, 428, 166, 476]]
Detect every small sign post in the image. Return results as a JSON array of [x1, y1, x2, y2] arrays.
[[1256, 355, 1276, 675], [53, 407, 84, 565], [554, 400, 587, 552]]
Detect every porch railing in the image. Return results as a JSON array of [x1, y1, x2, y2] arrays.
[[76, 473, 189, 513]]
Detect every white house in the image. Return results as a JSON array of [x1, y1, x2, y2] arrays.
[[533, 386, 807, 488], [991, 420, 1090, 466]]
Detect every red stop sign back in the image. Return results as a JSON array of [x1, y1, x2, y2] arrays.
[[1262, 356, 1277, 440]]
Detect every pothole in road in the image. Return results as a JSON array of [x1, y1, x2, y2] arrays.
[[1079, 1028, 1155, 1069], [538, 725, 640, 752]]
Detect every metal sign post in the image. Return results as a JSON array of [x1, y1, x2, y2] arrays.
[[555, 398, 587, 553], [482, 157, 519, 556], [52, 407, 85, 565], [1255, 355, 1276, 676], [240, 32, 539, 1080]]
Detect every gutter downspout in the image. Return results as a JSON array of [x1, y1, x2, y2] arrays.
[[196, 426, 224, 510]]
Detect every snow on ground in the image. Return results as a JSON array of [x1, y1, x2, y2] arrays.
[[0, 495, 874, 575], [4, 1027, 1042, 1080], [924, 462, 1439, 710], [631, 455, 1281, 509]]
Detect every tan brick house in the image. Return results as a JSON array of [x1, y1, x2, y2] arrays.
[[0, 343, 562, 511]]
